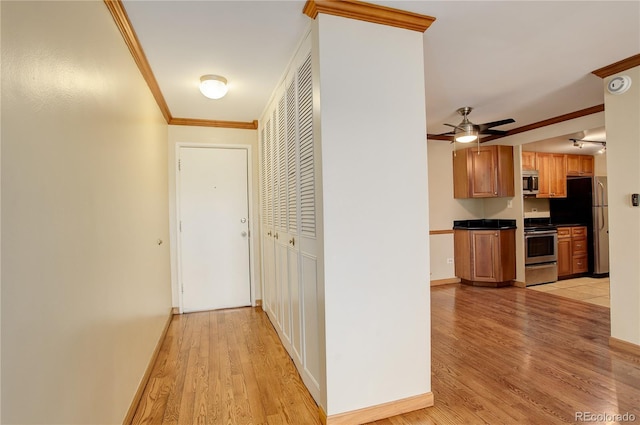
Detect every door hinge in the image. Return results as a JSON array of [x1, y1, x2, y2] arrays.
[[179, 221, 182, 232], [178, 159, 181, 171]]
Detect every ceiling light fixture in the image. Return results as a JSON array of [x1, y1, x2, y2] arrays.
[[199, 75, 228, 99]]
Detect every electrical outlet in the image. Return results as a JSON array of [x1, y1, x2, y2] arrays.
[[507, 200, 513, 208], [447, 258, 454, 264]]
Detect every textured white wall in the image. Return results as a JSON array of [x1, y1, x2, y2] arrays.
[[315, 14, 431, 415], [1, 2, 172, 423], [605, 66, 640, 345]]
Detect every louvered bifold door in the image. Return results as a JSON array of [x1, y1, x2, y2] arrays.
[[296, 52, 320, 390], [274, 93, 291, 341], [262, 116, 276, 319], [285, 75, 302, 363]]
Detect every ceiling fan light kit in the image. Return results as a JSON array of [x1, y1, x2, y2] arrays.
[[199, 74, 228, 99], [442, 106, 515, 144]]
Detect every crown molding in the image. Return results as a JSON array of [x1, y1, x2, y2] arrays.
[[427, 104, 605, 142], [170, 118, 259, 130], [592, 54, 640, 78], [303, 0, 435, 33], [104, 0, 258, 130], [103, 0, 172, 123]]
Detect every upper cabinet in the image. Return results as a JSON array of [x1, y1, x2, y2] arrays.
[[566, 154, 594, 176], [536, 152, 567, 198], [521, 151, 536, 171], [453, 145, 514, 199]]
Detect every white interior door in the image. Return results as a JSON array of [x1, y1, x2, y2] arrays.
[[179, 147, 251, 312]]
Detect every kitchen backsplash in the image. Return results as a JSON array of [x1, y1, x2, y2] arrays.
[[523, 197, 550, 218]]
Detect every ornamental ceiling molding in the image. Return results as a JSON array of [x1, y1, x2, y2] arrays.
[[303, 0, 436, 33]]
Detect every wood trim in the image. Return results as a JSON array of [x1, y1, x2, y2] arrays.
[[609, 337, 640, 357], [171, 307, 179, 315], [319, 406, 328, 425], [122, 308, 175, 425], [170, 117, 259, 130], [431, 278, 460, 287], [103, 0, 172, 124], [592, 54, 640, 78], [512, 280, 526, 288], [303, 0, 435, 33], [325, 392, 434, 425], [428, 104, 605, 143], [429, 229, 453, 235]]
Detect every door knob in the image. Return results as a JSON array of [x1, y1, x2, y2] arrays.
[[241, 231, 247, 237], [240, 218, 247, 223]]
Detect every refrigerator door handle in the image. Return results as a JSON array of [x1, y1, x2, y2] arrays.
[[598, 180, 606, 230]]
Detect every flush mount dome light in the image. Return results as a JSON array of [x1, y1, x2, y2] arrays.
[[199, 75, 228, 99]]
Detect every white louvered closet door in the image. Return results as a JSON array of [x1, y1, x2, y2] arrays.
[[258, 40, 320, 403], [262, 116, 276, 319]]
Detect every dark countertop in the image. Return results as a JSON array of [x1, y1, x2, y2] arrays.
[[453, 219, 517, 230], [554, 223, 589, 228]]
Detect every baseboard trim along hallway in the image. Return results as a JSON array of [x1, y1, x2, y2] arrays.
[[610, 336, 640, 357], [122, 307, 176, 425], [321, 392, 434, 425]]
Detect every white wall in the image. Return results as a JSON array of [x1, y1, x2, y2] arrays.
[[315, 14, 430, 415], [604, 66, 640, 345], [1, 2, 172, 423], [427, 141, 483, 280], [167, 125, 260, 308]]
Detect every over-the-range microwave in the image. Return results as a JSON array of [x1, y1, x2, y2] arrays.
[[523, 170, 539, 195]]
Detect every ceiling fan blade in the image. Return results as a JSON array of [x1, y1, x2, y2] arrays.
[[478, 118, 515, 130], [444, 123, 458, 128], [480, 129, 508, 136]]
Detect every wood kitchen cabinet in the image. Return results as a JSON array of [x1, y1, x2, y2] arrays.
[[454, 228, 516, 286], [557, 226, 588, 277], [453, 145, 514, 199], [566, 154, 594, 176], [521, 151, 536, 171], [536, 153, 567, 198]]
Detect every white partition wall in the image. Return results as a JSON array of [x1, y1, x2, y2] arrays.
[[314, 14, 431, 417], [259, 9, 432, 422]]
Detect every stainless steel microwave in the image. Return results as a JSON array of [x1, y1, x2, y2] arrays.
[[523, 170, 539, 195]]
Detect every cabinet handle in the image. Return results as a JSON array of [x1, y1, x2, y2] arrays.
[[289, 237, 295, 246], [275, 232, 279, 240], [267, 231, 272, 237]]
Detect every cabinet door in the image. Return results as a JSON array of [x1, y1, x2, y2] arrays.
[[522, 151, 536, 171], [549, 154, 567, 197], [580, 156, 594, 176], [566, 154, 581, 176], [469, 147, 497, 197], [557, 238, 572, 276], [471, 231, 499, 281], [536, 153, 551, 197]]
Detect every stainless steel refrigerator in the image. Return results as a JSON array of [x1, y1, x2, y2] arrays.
[[593, 176, 609, 275]]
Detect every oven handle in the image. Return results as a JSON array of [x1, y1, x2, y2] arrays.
[[525, 262, 557, 270], [524, 230, 558, 237]]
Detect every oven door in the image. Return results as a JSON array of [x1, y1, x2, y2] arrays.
[[525, 230, 558, 265]]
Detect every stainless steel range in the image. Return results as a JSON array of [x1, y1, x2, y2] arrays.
[[524, 218, 558, 285]]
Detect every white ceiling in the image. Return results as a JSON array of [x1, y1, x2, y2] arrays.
[[122, 0, 639, 149]]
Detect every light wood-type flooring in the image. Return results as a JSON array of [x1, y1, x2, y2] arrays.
[[132, 285, 640, 425], [529, 276, 610, 307]]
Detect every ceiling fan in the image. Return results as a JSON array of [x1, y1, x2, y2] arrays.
[[439, 107, 515, 143]]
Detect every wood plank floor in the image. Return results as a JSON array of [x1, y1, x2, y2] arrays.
[[132, 285, 640, 425]]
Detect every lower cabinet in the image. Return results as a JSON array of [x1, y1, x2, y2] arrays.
[[557, 226, 588, 277], [454, 228, 516, 286]]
